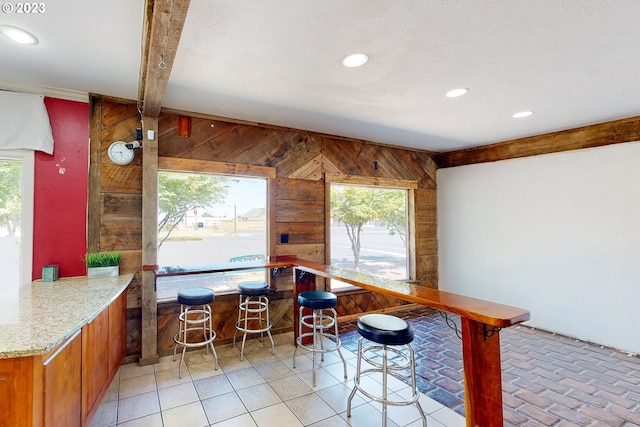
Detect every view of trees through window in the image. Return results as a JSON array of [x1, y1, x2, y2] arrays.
[[156, 171, 267, 299], [330, 184, 409, 288], [0, 160, 22, 288]]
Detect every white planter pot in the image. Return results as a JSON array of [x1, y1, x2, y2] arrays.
[[87, 266, 119, 278]]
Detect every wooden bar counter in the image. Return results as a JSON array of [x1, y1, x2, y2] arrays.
[[0, 274, 133, 427], [148, 258, 530, 427], [293, 259, 530, 427]]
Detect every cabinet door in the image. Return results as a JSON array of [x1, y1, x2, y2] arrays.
[[43, 330, 82, 427], [0, 357, 35, 427], [82, 308, 109, 420], [108, 291, 127, 376]]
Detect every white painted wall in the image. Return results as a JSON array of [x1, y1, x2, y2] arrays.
[[437, 141, 640, 354]]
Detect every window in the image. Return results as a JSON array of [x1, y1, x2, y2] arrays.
[[0, 150, 34, 290], [327, 174, 416, 290], [156, 171, 268, 300]]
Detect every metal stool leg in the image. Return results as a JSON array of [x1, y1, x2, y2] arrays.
[[292, 305, 304, 368], [294, 306, 347, 387], [173, 303, 218, 379], [232, 294, 242, 350], [408, 343, 427, 426], [331, 307, 348, 380], [347, 337, 364, 417], [382, 345, 388, 427], [348, 339, 426, 426], [312, 309, 318, 386], [207, 304, 219, 369], [234, 293, 274, 361]]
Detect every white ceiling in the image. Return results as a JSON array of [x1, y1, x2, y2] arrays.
[[1, 0, 639, 153]]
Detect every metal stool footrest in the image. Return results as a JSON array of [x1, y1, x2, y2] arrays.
[[233, 294, 274, 361], [296, 310, 341, 353], [293, 304, 347, 387], [173, 304, 218, 378], [352, 342, 420, 407], [173, 288, 218, 378], [347, 314, 427, 427], [173, 303, 219, 378]]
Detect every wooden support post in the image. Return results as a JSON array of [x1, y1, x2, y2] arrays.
[[294, 268, 316, 345], [140, 116, 160, 366], [461, 317, 504, 427]]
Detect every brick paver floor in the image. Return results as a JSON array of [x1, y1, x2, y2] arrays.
[[338, 306, 640, 426]]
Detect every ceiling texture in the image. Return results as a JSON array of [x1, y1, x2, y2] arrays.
[[1, 0, 639, 153]]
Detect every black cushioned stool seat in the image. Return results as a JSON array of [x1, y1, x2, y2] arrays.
[[177, 288, 215, 306], [347, 314, 426, 427], [293, 291, 347, 386], [173, 288, 218, 378], [297, 290, 337, 309], [233, 281, 274, 360], [238, 281, 269, 297], [357, 313, 414, 345]]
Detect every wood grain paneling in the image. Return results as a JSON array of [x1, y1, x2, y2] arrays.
[[275, 243, 325, 262], [90, 98, 440, 361], [157, 117, 237, 158], [276, 200, 325, 223], [335, 290, 412, 318], [274, 178, 324, 201], [158, 156, 275, 178], [274, 223, 324, 244], [100, 221, 142, 251], [441, 115, 640, 168], [101, 193, 142, 219], [100, 164, 142, 193], [101, 100, 138, 129]]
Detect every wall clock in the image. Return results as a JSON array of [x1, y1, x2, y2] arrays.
[[108, 141, 135, 165]]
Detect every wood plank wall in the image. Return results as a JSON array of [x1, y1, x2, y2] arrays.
[[89, 97, 438, 358]]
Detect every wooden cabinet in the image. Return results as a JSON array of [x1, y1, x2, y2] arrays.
[[82, 309, 109, 424], [43, 331, 82, 427], [0, 357, 36, 427], [81, 291, 127, 426], [82, 293, 127, 426], [0, 291, 127, 427], [0, 331, 82, 427], [108, 289, 127, 376]]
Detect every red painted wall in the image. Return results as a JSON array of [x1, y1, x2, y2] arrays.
[[32, 98, 89, 280]]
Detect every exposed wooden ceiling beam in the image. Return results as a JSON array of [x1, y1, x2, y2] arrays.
[[138, 0, 190, 118], [439, 115, 640, 168]]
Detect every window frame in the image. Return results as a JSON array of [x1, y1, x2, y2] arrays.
[[324, 173, 417, 292], [156, 157, 275, 299]]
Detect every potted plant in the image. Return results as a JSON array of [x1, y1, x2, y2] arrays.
[[85, 251, 122, 278]]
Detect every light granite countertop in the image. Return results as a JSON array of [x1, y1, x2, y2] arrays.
[[0, 274, 133, 359]]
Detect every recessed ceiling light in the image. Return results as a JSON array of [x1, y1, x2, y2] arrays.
[[0, 25, 39, 45], [513, 111, 534, 118], [445, 88, 469, 98], [341, 53, 369, 68]]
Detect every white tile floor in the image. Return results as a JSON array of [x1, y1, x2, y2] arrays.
[[91, 333, 465, 427]]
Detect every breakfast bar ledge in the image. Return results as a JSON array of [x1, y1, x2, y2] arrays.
[[145, 257, 530, 427]]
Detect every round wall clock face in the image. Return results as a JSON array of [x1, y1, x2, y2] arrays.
[[108, 141, 135, 165]]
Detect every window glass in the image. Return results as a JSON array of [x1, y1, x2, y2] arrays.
[[0, 159, 22, 287], [157, 172, 267, 300], [330, 184, 409, 290], [0, 151, 33, 323]]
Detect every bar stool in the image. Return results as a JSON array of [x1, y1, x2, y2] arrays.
[[347, 313, 426, 427], [232, 281, 275, 361], [173, 288, 218, 378], [293, 291, 347, 386]]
